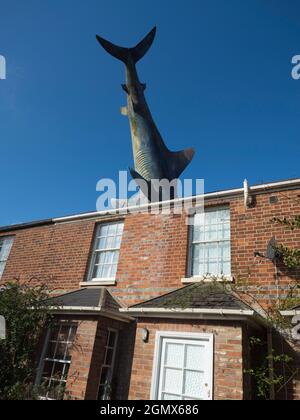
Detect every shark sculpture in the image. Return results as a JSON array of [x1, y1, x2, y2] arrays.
[[96, 27, 195, 201]]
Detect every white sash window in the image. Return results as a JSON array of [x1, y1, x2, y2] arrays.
[[0, 237, 14, 279], [190, 208, 231, 278]]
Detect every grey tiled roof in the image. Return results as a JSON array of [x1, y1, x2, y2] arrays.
[[130, 283, 251, 311], [48, 288, 121, 311]]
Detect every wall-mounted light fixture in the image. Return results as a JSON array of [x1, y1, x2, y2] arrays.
[[142, 328, 149, 343]]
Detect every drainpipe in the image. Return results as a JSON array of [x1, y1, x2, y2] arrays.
[[267, 327, 275, 400]]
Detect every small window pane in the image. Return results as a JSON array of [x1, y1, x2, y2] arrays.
[[163, 368, 182, 394], [185, 345, 204, 370], [183, 370, 204, 398], [165, 343, 184, 368], [105, 348, 114, 366], [108, 331, 117, 348], [100, 367, 111, 385]]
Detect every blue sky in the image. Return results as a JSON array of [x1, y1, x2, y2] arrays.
[[0, 0, 300, 225]]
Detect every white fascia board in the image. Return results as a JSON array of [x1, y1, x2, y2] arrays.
[[52, 179, 300, 224], [119, 307, 254, 316], [280, 310, 300, 317], [48, 306, 133, 322]]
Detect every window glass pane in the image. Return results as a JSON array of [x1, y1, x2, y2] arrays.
[[108, 223, 117, 235], [0, 237, 14, 278], [105, 348, 114, 366], [0, 262, 5, 278], [221, 242, 230, 260], [163, 368, 182, 395], [59, 325, 71, 341], [46, 341, 57, 359], [92, 264, 103, 279], [185, 345, 204, 370], [106, 235, 115, 249], [55, 342, 67, 360], [42, 361, 53, 378], [207, 261, 218, 275], [165, 343, 184, 368], [101, 265, 110, 279], [52, 362, 64, 381], [221, 261, 231, 276], [100, 225, 108, 237], [0, 237, 14, 261], [97, 237, 106, 250], [108, 331, 117, 348], [183, 370, 204, 398], [110, 265, 118, 279], [100, 367, 111, 386], [117, 223, 124, 234]]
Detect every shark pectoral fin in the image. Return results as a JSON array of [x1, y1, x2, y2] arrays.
[[120, 106, 128, 116], [168, 148, 196, 179], [122, 84, 129, 94], [129, 168, 151, 197]]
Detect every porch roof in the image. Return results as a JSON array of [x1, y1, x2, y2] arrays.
[[120, 283, 261, 323], [129, 283, 252, 311], [47, 288, 132, 322]]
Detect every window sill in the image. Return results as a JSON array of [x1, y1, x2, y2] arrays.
[[182, 275, 233, 284], [80, 280, 117, 287]]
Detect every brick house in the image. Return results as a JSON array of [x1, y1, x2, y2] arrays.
[[0, 178, 300, 400]]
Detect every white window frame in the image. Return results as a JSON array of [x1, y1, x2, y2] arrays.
[[87, 222, 124, 283], [151, 331, 214, 401], [35, 322, 77, 400], [97, 328, 119, 400], [187, 207, 231, 281], [0, 236, 14, 279]]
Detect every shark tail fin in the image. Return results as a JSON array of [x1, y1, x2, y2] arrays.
[[167, 148, 196, 179], [96, 27, 157, 64]]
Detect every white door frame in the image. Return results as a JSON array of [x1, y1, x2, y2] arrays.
[[150, 331, 214, 400]]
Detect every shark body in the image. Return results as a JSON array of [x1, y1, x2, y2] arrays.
[[96, 27, 195, 199]]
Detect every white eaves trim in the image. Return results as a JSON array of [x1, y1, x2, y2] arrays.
[[119, 307, 254, 320], [280, 309, 300, 317], [48, 306, 134, 322], [52, 178, 300, 224]]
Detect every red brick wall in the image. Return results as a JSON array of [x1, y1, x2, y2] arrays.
[[1, 187, 300, 308], [1, 186, 300, 400], [0, 220, 96, 292], [64, 316, 98, 400], [128, 319, 244, 401]]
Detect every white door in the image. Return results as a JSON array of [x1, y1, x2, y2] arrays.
[[153, 333, 213, 401]]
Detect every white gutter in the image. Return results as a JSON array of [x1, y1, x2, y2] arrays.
[[53, 178, 300, 224], [119, 307, 254, 316], [280, 310, 300, 317], [48, 306, 134, 322]]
